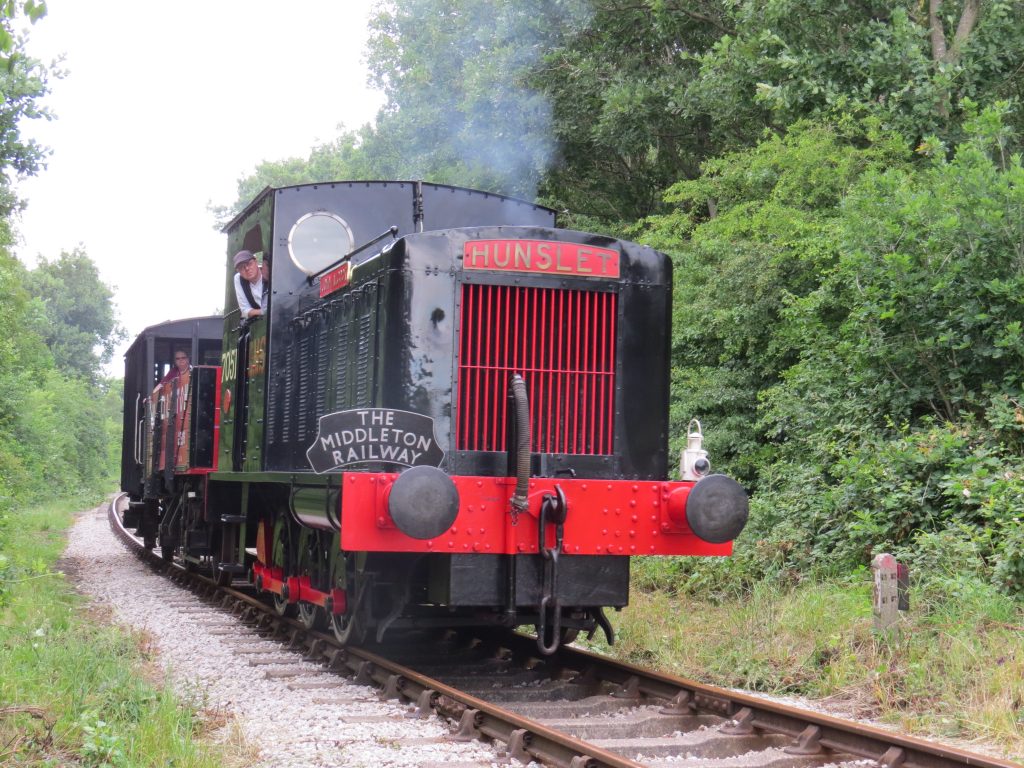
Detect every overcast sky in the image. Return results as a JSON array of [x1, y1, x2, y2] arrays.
[[13, 1, 384, 373]]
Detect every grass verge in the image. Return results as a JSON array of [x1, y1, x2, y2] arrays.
[[591, 569, 1024, 760], [0, 496, 244, 767]]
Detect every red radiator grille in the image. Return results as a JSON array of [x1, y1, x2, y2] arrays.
[[457, 283, 617, 454]]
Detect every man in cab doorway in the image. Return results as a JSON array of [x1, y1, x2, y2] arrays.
[[233, 250, 267, 319]]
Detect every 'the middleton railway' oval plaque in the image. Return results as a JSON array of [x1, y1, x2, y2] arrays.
[[306, 408, 445, 473]]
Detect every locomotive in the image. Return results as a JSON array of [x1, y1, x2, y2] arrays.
[[120, 181, 748, 653]]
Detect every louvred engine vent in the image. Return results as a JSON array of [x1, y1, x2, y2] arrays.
[[457, 284, 617, 455]]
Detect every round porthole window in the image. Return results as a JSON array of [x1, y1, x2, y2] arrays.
[[287, 212, 355, 275]]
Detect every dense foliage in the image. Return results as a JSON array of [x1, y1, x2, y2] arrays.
[[640, 104, 1024, 597], [0, 248, 122, 574], [0, 3, 121, 602], [0, 0, 51, 223]]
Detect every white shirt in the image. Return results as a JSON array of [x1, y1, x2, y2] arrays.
[[234, 273, 266, 318]]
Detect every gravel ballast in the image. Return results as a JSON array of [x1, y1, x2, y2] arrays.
[[64, 504, 506, 768]]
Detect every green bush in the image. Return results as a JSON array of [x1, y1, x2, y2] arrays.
[[640, 104, 1024, 598], [993, 526, 1024, 599]]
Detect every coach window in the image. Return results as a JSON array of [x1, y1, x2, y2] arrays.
[[287, 212, 354, 276]]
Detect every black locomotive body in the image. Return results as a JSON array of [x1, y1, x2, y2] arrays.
[[121, 181, 748, 652]]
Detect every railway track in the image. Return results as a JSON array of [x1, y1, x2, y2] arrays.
[[107, 493, 1020, 768]]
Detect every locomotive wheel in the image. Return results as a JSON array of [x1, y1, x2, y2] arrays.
[[297, 602, 325, 631], [159, 536, 176, 564], [296, 532, 326, 630], [210, 558, 232, 587], [272, 591, 291, 616], [558, 627, 580, 644], [141, 500, 159, 550], [271, 517, 295, 617], [330, 607, 365, 645], [329, 558, 366, 645]]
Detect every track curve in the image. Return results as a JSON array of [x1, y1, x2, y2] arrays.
[[107, 493, 1020, 768]]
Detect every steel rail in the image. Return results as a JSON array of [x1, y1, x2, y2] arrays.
[[498, 631, 1020, 768], [107, 493, 638, 766], [107, 494, 1021, 768]]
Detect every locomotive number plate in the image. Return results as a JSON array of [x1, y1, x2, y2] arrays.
[[319, 262, 351, 298], [464, 239, 620, 279]]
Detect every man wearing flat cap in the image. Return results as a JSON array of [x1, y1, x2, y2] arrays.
[[233, 250, 267, 319]]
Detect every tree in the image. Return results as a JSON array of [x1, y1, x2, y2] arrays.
[[640, 118, 910, 483], [782, 102, 1024, 429], [360, 0, 585, 198], [0, 5, 119, 564], [0, 0, 51, 535], [686, 0, 1024, 153], [24, 247, 125, 381], [0, 0, 54, 228], [0, 250, 48, 515], [0, 250, 122, 528], [532, 0, 727, 223], [632, 104, 1024, 589]]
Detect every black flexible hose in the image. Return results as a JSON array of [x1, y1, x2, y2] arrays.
[[510, 374, 530, 513]]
